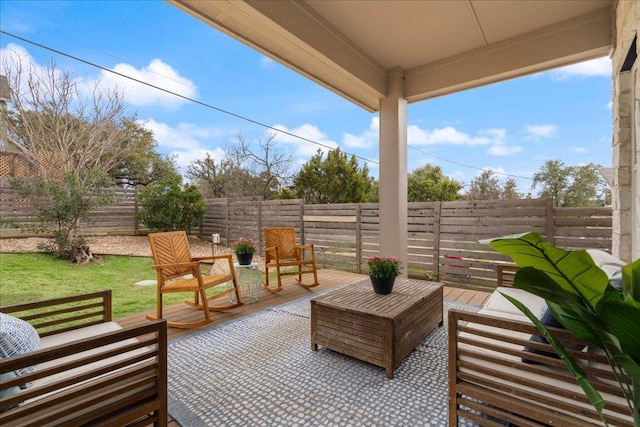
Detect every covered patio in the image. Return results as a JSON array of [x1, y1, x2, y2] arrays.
[[168, 0, 639, 264], [158, 1, 637, 424]]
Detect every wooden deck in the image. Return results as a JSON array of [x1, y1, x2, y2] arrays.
[[119, 269, 491, 426], [117, 269, 491, 341]]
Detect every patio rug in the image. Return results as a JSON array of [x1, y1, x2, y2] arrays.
[[167, 291, 481, 427]]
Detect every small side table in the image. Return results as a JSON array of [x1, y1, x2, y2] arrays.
[[229, 262, 261, 304]]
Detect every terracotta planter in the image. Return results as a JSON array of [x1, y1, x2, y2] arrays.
[[369, 276, 396, 294], [236, 252, 254, 265]]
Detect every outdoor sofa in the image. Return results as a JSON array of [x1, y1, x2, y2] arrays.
[[449, 250, 633, 426], [0, 290, 168, 426]]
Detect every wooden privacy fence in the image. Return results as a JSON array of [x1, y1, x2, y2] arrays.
[[1, 177, 612, 289], [200, 198, 612, 290], [0, 179, 144, 237]]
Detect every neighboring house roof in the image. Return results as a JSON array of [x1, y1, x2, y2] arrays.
[[0, 75, 11, 104], [0, 138, 22, 155]]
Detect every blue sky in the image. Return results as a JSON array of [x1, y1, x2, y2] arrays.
[[0, 1, 613, 195]]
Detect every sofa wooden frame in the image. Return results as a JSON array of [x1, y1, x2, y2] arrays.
[[448, 309, 633, 426], [0, 290, 168, 427]]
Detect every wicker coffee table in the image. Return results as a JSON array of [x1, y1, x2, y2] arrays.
[[310, 278, 443, 378]]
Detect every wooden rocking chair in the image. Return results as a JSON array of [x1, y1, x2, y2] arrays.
[[263, 226, 319, 293], [146, 230, 243, 328]]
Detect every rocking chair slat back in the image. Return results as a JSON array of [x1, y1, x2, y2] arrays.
[[264, 227, 298, 260], [148, 231, 192, 279]]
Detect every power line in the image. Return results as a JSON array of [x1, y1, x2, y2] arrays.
[[1, 30, 377, 164], [409, 146, 533, 181], [2, 31, 536, 181]]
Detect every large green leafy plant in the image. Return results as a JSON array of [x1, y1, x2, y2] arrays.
[[482, 232, 639, 426]]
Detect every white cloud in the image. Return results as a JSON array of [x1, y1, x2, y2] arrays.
[[170, 147, 227, 172], [344, 118, 522, 160], [260, 56, 276, 68], [86, 59, 197, 109], [549, 57, 611, 80], [138, 119, 231, 171], [343, 117, 379, 148], [1, 44, 194, 111], [0, 43, 62, 99], [409, 125, 491, 146], [524, 124, 557, 139], [408, 124, 522, 157], [271, 123, 338, 158], [568, 146, 588, 154], [606, 101, 613, 110], [475, 166, 507, 177], [488, 144, 523, 156]]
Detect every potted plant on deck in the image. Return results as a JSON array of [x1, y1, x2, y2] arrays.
[[367, 256, 402, 294], [232, 237, 257, 265]]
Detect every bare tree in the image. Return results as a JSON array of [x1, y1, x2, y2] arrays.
[[1, 57, 139, 260], [186, 153, 233, 197], [187, 133, 294, 199], [2, 58, 137, 181], [227, 133, 293, 198]]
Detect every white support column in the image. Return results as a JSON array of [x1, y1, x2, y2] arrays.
[[379, 68, 408, 277]]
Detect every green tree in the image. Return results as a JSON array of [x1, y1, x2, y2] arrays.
[[501, 178, 522, 200], [465, 169, 502, 200], [109, 122, 180, 187], [137, 177, 205, 233], [12, 170, 115, 260], [407, 164, 462, 202], [532, 160, 607, 207], [532, 160, 571, 204], [565, 163, 609, 207], [464, 170, 522, 200], [294, 148, 372, 203], [365, 179, 379, 202]]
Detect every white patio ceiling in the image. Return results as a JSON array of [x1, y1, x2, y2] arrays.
[[169, 0, 614, 112]]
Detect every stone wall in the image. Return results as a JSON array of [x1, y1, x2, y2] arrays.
[[611, 0, 639, 262]]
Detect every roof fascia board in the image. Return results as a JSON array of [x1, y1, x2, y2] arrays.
[[169, 0, 386, 112], [404, 7, 613, 103]]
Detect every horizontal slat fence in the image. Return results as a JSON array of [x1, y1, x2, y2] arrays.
[[0, 178, 144, 237], [198, 197, 612, 290], [1, 177, 612, 290]]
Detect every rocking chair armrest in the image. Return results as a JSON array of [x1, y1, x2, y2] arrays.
[[152, 261, 200, 270], [192, 254, 233, 262], [264, 245, 279, 258], [295, 244, 315, 255]]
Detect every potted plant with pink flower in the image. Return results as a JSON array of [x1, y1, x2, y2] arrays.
[[366, 256, 402, 294], [232, 237, 257, 265]]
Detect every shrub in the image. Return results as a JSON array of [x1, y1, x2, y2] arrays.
[[137, 178, 205, 233]]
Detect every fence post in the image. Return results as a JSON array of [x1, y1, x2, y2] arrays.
[[356, 204, 362, 274], [133, 189, 139, 236], [433, 201, 442, 280], [225, 197, 230, 247], [545, 198, 555, 245], [299, 199, 305, 244], [258, 199, 263, 254]]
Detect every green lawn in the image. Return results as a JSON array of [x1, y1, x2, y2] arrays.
[[0, 253, 191, 319]]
